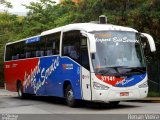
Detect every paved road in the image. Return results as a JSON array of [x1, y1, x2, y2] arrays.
[[0, 90, 160, 114], [0, 90, 160, 115]]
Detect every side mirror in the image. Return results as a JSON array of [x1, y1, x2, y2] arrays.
[[140, 33, 156, 52], [81, 31, 96, 53]]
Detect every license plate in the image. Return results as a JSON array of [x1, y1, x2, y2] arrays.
[[120, 92, 129, 96]]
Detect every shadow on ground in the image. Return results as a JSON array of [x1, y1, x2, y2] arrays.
[[11, 95, 140, 110]]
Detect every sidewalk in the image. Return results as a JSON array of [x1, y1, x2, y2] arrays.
[[0, 89, 17, 97]]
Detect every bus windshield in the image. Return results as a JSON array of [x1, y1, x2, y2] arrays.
[[91, 31, 146, 74]]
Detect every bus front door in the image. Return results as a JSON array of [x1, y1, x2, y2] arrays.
[[81, 43, 92, 100]]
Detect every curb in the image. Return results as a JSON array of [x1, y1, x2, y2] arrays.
[[0, 89, 17, 97], [0, 94, 17, 97], [128, 98, 160, 103]]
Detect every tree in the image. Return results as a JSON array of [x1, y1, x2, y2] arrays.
[[0, 12, 24, 86], [0, 0, 12, 8]]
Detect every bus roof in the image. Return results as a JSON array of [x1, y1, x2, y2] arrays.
[[6, 23, 138, 45], [41, 23, 138, 35]]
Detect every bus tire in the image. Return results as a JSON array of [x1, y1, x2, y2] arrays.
[[65, 84, 77, 107], [17, 82, 25, 98]]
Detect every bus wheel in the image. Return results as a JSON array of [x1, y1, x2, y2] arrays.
[[17, 82, 25, 98], [65, 85, 77, 107], [109, 101, 120, 106]]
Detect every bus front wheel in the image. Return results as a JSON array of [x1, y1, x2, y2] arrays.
[[65, 85, 77, 107]]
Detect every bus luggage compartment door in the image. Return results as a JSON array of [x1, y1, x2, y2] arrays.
[[81, 67, 91, 100]]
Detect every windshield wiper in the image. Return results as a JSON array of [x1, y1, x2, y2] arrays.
[[127, 67, 146, 74], [96, 71, 132, 77], [95, 66, 126, 76], [95, 66, 129, 75], [95, 69, 111, 75], [113, 66, 146, 74], [95, 66, 146, 76]]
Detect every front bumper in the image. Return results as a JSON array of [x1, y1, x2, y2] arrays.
[[92, 87, 148, 102]]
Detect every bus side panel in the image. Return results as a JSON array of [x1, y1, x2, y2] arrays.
[[21, 56, 82, 99], [4, 56, 82, 99], [39, 56, 81, 99], [4, 58, 39, 92], [59, 57, 81, 99], [36, 56, 61, 96]]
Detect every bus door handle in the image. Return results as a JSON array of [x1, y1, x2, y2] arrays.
[[86, 84, 90, 89]]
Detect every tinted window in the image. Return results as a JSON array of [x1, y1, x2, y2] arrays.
[[62, 31, 90, 70], [80, 38, 90, 70], [62, 31, 81, 63], [25, 37, 45, 58], [5, 33, 61, 61], [45, 32, 60, 56], [5, 41, 25, 61]]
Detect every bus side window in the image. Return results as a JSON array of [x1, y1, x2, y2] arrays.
[[25, 52, 31, 58], [5, 45, 11, 61], [46, 49, 52, 56], [25, 44, 34, 58], [35, 50, 44, 57], [5, 41, 25, 61], [38, 38, 45, 57], [24, 37, 46, 58], [16, 42, 25, 60], [45, 32, 60, 56], [80, 37, 90, 70], [62, 30, 81, 64]]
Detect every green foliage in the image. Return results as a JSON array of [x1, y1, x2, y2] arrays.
[[0, 0, 160, 87], [0, 0, 12, 8], [0, 12, 24, 86], [148, 91, 160, 97]]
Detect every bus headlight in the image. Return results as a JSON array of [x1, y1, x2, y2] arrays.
[[138, 81, 148, 88], [93, 82, 109, 90]]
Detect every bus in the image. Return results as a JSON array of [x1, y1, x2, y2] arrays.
[[4, 17, 156, 107]]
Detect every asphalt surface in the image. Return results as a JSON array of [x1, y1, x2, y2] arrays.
[[0, 89, 160, 120]]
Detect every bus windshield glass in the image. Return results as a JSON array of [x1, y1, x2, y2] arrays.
[[91, 31, 145, 74]]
